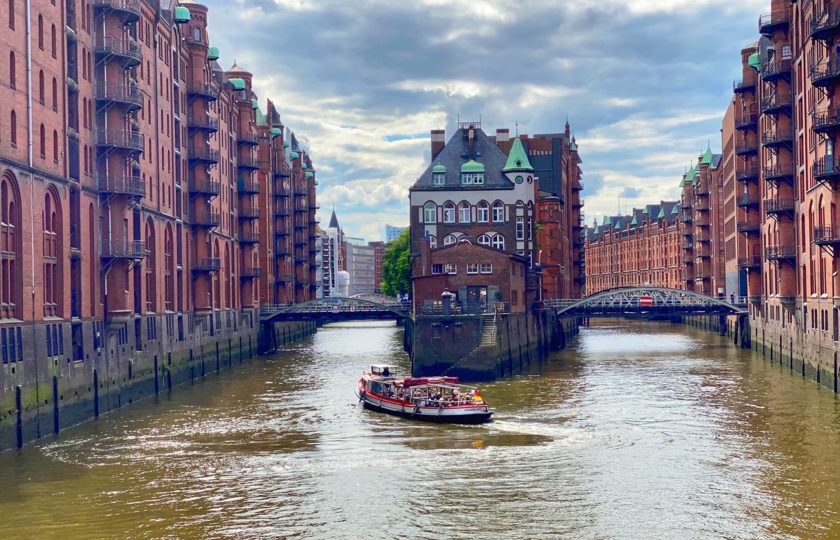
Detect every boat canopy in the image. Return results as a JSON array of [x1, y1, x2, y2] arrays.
[[370, 365, 399, 376], [402, 376, 460, 388]]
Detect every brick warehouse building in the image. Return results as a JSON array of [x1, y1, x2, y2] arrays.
[[0, 0, 318, 449]]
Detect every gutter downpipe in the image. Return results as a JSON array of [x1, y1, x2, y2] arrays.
[[26, 0, 36, 319]]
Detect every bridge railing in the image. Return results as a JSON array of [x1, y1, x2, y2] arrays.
[[416, 302, 510, 316]]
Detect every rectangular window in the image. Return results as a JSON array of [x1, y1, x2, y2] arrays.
[[432, 264, 443, 275], [480, 263, 493, 274], [445, 264, 457, 274], [511, 289, 518, 305], [433, 173, 445, 186], [516, 217, 525, 240], [467, 264, 479, 274]]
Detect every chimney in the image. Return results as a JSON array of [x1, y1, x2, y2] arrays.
[[496, 128, 509, 143], [431, 130, 445, 161]]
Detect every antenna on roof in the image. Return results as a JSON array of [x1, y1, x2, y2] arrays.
[[515, 121, 519, 136]]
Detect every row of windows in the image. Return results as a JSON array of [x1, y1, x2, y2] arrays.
[[0, 326, 22, 364], [432, 172, 486, 186], [423, 201, 507, 224], [434, 233, 506, 251], [431, 263, 493, 275]]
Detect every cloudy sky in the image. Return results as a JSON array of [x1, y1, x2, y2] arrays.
[[202, 0, 767, 240]]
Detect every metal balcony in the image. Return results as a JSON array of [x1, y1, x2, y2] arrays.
[[735, 141, 758, 156], [274, 185, 291, 198], [737, 222, 760, 234], [694, 247, 711, 259], [738, 256, 762, 269], [812, 108, 840, 134], [273, 162, 292, 178], [735, 113, 758, 131], [99, 175, 144, 198], [763, 164, 795, 185], [765, 246, 796, 263], [810, 57, 840, 88], [92, 0, 141, 22], [815, 226, 840, 246], [238, 178, 260, 194], [190, 210, 221, 228], [275, 208, 290, 218], [187, 115, 219, 133], [814, 157, 840, 185], [96, 129, 144, 152], [760, 58, 792, 82], [94, 36, 141, 66], [764, 198, 795, 217], [681, 242, 694, 250], [187, 82, 219, 101], [192, 257, 221, 273], [810, 8, 840, 40], [762, 128, 793, 148], [239, 233, 260, 245], [737, 167, 759, 183], [95, 82, 142, 109], [294, 222, 308, 230], [761, 93, 792, 115], [276, 275, 292, 284], [101, 240, 145, 260], [733, 77, 756, 94], [238, 133, 259, 146], [737, 195, 760, 208], [188, 145, 220, 164], [239, 206, 260, 220], [241, 267, 262, 279], [188, 177, 221, 197], [682, 255, 695, 264], [238, 155, 260, 170], [694, 201, 710, 211], [759, 8, 790, 35], [275, 229, 289, 237]]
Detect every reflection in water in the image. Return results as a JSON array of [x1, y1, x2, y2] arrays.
[[0, 320, 839, 539]]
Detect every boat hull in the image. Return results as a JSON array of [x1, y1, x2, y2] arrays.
[[357, 391, 493, 424]]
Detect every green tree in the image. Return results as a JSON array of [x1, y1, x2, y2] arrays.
[[381, 229, 411, 297]]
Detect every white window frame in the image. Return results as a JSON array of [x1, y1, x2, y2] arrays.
[[424, 202, 436, 223], [491, 234, 505, 251], [443, 202, 456, 223], [432, 264, 443, 275], [492, 202, 505, 223], [467, 263, 479, 275], [433, 173, 446, 186], [477, 234, 491, 247], [445, 263, 457, 275], [477, 202, 489, 223], [480, 263, 493, 274], [443, 234, 459, 246], [459, 203, 471, 223], [516, 217, 525, 240]]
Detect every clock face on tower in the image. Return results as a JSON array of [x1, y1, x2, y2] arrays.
[[515, 175, 524, 184]]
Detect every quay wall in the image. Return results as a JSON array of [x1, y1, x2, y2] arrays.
[[407, 310, 579, 382], [0, 312, 316, 453], [683, 315, 839, 395]]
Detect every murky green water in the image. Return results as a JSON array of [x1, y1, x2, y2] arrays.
[[1, 320, 839, 539]]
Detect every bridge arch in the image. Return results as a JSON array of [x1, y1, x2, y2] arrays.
[[553, 287, 747, 317], [261, 296, 409, 323]]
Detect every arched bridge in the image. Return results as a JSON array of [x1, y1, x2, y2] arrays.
[[546, 287, 748, 318], [260, 296, 411, 323]]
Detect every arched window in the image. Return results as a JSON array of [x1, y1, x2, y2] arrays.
[[9, 51, 15, 89], [193, 27, 201, 42], [428, 235, 437, 249], [164, 225, 174, 311], [443, 202, 456, 223], [458, 202, 470, 223], [491, 234, 505, 251], [213, 240, 221, 309], [51, 24, 56, 58], [476, 201, 489, 223], [477, 234, 491, 247], [9, 110, 16, 146], [423, 202, 436, 224], [51, 77, 57, 111], [0, 173, 21, 319], [492, 201, 505, 222], [52, 130, 58, 163], [7, 0, 13, 29], [39, 124, 45, 158], [145, 219, 156, 312], [37, 15, 43, 49], [38, 70, 44, 103], [43, 189, 61, 317], [443, 233, 463, 246]]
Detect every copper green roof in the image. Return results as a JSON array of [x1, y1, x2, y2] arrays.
[[657, 207, 666, 219], [207, 46, 219, 61], [305, 172, 314, 179], [630, 215, 638, 226], [251, 99, 259, 110], [290, 151, 300, 160], [642, 207, 649, 215], [748, 52, 761, 71], [229, 78, 246, 91], [502, 137, 534, 173], [461, 160, 485, 173], [283, 140, 290, 148], [174, 6, 190, 23], [614, 221, 621, 230], [701, 146, 714, 165], [314, 181, 319, 186], [570, 141, 578, 152], [671, 205, 679, 214], [604, 216, 612, 225], [432, 164, 446, 174], [271, 127, 282, 138]]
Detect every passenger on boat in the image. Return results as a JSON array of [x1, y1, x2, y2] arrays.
[[382, 367, 391, 376]]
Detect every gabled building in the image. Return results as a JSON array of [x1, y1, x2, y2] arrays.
[[409, 122, 539, 313]]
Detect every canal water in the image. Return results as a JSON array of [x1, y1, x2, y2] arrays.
[[1, 320, 840, 539]]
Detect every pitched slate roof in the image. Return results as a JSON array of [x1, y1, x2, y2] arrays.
[[412, 127, 513, 190]]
